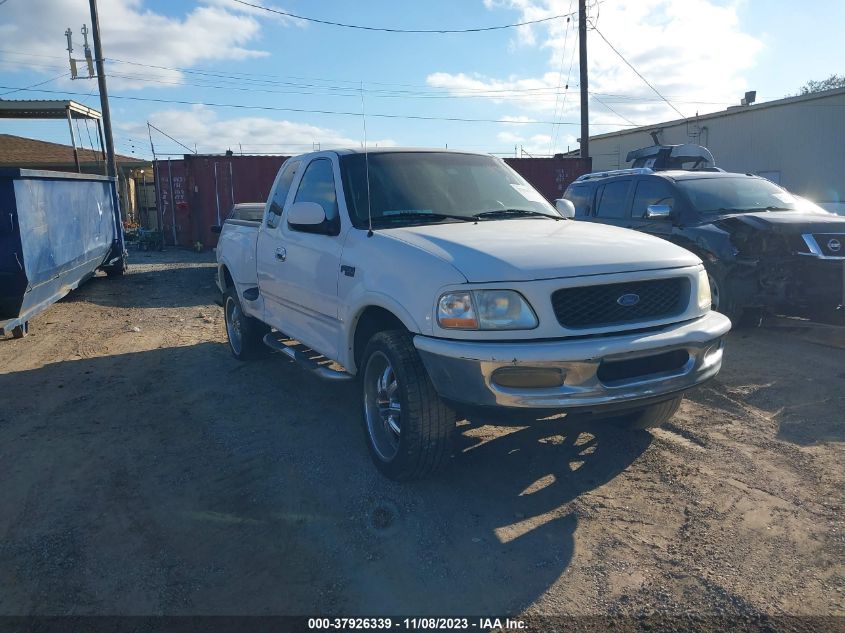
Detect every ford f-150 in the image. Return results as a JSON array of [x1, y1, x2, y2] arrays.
[[215, 149, 731, 480]]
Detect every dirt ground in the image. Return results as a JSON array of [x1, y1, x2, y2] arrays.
[[0, 250, 842, 624]]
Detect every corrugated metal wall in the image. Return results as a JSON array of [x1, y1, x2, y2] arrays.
[[587, 89, 845, 212], [154, 159, 188, 246], [504, 157, 592, 202], [155, 155, 288, 247], [184, 154, 288, 248]]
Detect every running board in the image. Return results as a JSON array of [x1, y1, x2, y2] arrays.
[[262, 332, 353, 381]]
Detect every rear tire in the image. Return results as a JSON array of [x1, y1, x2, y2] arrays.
[[11, 322, 28, 339], [223, 288, 268, 360], [361, 330, 455, 481], [610, 396, 683, 430]]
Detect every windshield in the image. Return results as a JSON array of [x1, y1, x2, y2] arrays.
[[340, 152, 557, 228], [677, 177, 799, 214]]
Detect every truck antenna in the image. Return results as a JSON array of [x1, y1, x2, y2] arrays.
[[360, 81, 373, 237]]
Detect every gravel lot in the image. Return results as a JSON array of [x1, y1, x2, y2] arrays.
[[0, 250, 842, 624]]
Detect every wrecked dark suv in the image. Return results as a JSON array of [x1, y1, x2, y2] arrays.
[[563, 169, 845, 323]]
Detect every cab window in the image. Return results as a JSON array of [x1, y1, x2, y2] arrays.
[[595, 180, 631, 219], [229, 205, 264, 222], [291, 158, 340, 235], [631, 179, 676, 218], [266, 160, 300, 229]]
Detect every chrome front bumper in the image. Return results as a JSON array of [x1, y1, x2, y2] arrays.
[[414, 311, 732, 410]]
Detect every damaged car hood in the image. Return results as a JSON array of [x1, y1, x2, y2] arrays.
[[712, 210, 845, 234]]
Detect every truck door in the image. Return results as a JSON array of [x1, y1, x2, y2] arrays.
[[257, 159, 300, 332], [591, 178, 633, 229], [256, 156, 345, 359]]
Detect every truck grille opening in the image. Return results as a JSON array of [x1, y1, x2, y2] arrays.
[[597, 349, 691, 384], [551, 278, 690, 329]]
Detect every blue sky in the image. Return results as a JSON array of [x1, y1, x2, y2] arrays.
[[1, 0, 842, 160]]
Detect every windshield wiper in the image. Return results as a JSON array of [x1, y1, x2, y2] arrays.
[[712, 206, 793, 214], [371, 211, 476, 226], [472, 208, 563, 221]]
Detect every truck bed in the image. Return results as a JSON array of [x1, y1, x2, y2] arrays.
[[215, 218, 260, 296]]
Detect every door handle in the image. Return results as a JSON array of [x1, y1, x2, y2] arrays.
[[275, 247, 287, 261]]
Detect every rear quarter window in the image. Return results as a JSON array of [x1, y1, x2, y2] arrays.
[[229, 205, 265, 222]]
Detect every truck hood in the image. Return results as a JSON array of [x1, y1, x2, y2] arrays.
[[381, 219, 700, 282], [713, 210, 845, 234]]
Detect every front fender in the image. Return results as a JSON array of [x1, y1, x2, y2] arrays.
[[336, 230, 468, 371], [340, 292, 423, 372]]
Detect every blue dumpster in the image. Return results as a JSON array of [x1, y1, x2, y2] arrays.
[[0, 168, 126, 338]]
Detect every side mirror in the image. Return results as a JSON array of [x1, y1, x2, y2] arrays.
[[645, 204, 672, 219], [287, 201, 327, 228], [210, 225, 222, 234], [555, 198, 576, 219]]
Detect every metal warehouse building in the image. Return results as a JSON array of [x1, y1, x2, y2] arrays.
[[587, 87, 845, 214]]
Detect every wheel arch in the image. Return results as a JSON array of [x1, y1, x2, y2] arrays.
[[218, 262, 235, 292], [350, 304, 412, 374]]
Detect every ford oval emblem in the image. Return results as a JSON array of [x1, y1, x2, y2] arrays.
[[617, 293, 640, 307], [828, 238, 841, 253]]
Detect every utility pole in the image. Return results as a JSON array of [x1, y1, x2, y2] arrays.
[[578, 0, 589, 160], [88, 0, 126, 269], [88, 0, 117, 182]]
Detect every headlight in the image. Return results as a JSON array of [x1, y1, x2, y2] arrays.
[[697, 268, 712, 311], [437, 291, 477, 329], [437, 290, 538, 330]]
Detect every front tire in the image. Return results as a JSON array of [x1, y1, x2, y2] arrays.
[[223, 288, 268, 360], [610, 396, 683, 430], [11, 321, 28, 339], [361, 330, 455, 481]]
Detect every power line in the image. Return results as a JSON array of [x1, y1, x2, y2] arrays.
[[548, 2, 574, 155], [1, 84, 639, 127], [106, 57, 583, 97], [229, 0, 575, 33], [588, 20, 686, 120], [0, 72, 67, 96], [551, 6, 581, 154], [3, 49, 576, 93], [0, 50, 735, 105], [590, 94, 638, 126], [148, 122, 196, 154]]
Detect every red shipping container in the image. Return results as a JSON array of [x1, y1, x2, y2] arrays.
[[504, 157, 592, 203]]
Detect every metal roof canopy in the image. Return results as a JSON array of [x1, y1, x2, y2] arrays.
[[0, 100, 105, 173], [0, 99, 102, 120]]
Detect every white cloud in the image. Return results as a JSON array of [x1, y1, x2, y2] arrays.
[[0, 0, 298, 89], [496, 129, 575, 156], [500, 115, 540, 124], [497, 131, 525, 144], [427, 0, 764, 152], [118, 105, 395, 154]]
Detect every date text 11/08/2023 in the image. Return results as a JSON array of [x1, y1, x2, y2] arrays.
[[307, 617, 526, 630]]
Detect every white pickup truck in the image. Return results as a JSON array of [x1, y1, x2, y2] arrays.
[[216, 149, 731, 480]]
